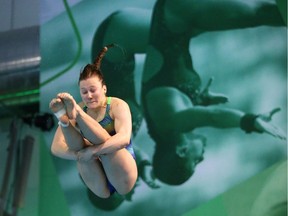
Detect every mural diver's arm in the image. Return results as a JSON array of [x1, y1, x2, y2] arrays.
[[146, 87, 286, 140], [134, 146, 160, 189], [175, 106, 286, 140]]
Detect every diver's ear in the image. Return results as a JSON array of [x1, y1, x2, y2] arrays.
[[176, 145, 187, 158]]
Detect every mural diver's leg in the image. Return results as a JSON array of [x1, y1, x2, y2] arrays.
[[91, 9, 151, 135]]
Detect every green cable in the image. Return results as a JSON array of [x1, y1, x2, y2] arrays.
[[40, 0, 82, 87]]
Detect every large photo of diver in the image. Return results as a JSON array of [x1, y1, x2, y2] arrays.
[[40, 0, 287, 215]]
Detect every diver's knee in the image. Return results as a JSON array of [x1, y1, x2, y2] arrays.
[[116, 173, 137, 195], [89, 187, 111, 199]]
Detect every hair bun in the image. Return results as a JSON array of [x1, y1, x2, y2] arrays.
[[94, 44, 115, 70]]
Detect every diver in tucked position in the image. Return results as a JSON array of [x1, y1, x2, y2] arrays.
[[49, 45, 138, 199]]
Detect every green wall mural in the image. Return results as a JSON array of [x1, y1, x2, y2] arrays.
[[40, 0, 287, 215]]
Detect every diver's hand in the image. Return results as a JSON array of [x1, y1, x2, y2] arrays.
[[77, 146, 98, 162], [255, 108, 286, 140], [138, 160, 160, 189]]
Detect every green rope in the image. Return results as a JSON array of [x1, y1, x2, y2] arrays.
[[40, 0, 82, 87]]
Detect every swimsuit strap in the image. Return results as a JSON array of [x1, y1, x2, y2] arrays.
[[105, 97, 111, 115], [107, 96, 111, 105]]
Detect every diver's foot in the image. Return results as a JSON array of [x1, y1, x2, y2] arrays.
[[57, 93, 78, 119], [49, 98, 69, 124]]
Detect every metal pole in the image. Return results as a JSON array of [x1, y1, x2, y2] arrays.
[[11, 135, 34, 216], [0, 119, 19, 216]]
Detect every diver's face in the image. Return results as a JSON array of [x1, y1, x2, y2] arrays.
[[176, 133, 206, 165], [79, 76, 107, 109]]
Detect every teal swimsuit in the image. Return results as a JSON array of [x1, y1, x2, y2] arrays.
[[83, 97, 135, 194]]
